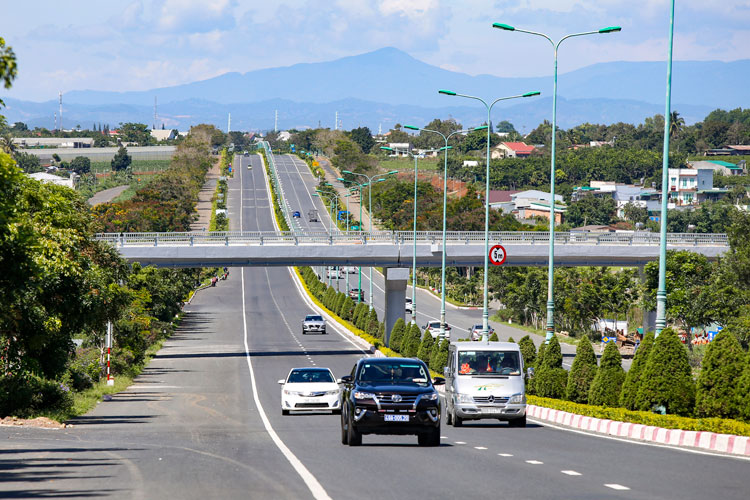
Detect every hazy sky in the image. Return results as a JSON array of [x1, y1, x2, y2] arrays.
[[1, 0, 748, 101]]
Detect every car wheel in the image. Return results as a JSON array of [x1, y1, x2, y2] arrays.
[[347, 414, 362, 446], [302, 330, 306, 335], [445, 407, 453, 426], [341, 409, 349, 445], [508, 415, 526, 428], [282, 409, 289, 416], [452, 408, 463, 427]]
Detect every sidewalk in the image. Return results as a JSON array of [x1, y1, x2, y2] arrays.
[[190, 157, 221, 231]]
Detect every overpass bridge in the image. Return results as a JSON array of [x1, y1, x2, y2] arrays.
[[95, 230, 728, 268]]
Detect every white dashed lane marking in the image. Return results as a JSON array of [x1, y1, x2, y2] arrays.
[[454, 441, 466, 445], [561, 470, 582, 476], [605, 484, 630, 491], [474, 446, 487, 450], [525, 460, 544, 465], [497, 453, 513, 457]]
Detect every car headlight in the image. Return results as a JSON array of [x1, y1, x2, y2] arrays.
[[325, 390, 339, 395], [283, 390, 302, 396], [422, 392, 439, 401], [508, 393, 526, 405], [457, 393, 474, 404], [354, 391, 375, 400]]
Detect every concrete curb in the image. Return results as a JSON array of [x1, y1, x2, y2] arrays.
[[527, 404, 750, 458]]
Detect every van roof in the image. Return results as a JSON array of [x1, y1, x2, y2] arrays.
[[450, 341, 520, 352]]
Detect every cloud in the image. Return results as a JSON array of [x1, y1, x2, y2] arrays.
[[156, 0, 237, 34]]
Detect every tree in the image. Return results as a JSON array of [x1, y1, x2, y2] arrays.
[[635, 328, 695, 416], [622, 202, 648, 224], [588, 341, 625, 407], [620, 331, 655, 410], [430, 338, 450, 373], [402, 325, 422, 358], [348, 127, 375, 154], [533, 337, 567, 399], [738, 353, 750, 422], [13, 152, 41, 173], [69, 156, 91, 175], [388, 318, 406, 351], [518, 335, 537, 369], [340, 297, 355, 321], [366, 308, 379, 338], [111, 146, 132, 171], [565, 196, 617, 227], [695, 331, 745, 418], [0, 37, 17, 107], [417, 331, 435, 364], [565, 336, 598, 404], [118, 122, 153, 146]]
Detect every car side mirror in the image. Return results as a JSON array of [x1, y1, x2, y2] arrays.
[[277, 379, 285, 385], [340, 375, 353, 384], [443, 367, 450, 377], [432, 377, 445, 385], [526, 367, 535, 378]]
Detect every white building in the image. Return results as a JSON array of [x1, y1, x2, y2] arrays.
[[28, 172, 76, 189]]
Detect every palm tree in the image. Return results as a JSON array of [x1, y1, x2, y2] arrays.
[[670, 111, 686, 152], [0, 133, 15, 155]]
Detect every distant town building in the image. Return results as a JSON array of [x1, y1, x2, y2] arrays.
[[491, 142, 535, 159], [150, 129, 177, 142], [386, 143, 412, 157], [28, 172, 76, 189], [688, 159, 745, 176], [16, 137, 93, 149]]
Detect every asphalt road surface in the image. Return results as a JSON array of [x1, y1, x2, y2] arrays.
[[1, 152, 747, 499]]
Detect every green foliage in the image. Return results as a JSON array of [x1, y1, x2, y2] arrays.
[[14, 151, 42, 173], [565, 336, 598, 404], [348, 126, 375, 154], [340, 297, 355, 321], [738, 354, 750, 422], [323, 286, 336, 310], [402, 324, 422, 358], [620, 331, 655, 410], [430, 338, 450, 373], [366, 308, 379, 338], [518, 335, 537, 368], [0, 373, 73, 418], [588, 341, 625, 407], [489, 332, 499, 342], [111, 145, 132, 171], [0, 37, 17, 107], [417, 331, 435, 364], [118, 123, 154, 146], [388, 318, 406, 351], [534, 337, 567, 399], [69, 156, 91, 174], [695, 332, 745, 419], [377, 322, 385, 341], [565, 196, 617, 227], [635, 328, 696, 416]]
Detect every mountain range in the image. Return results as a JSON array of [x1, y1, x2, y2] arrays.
[[2, 47, 747, 132]]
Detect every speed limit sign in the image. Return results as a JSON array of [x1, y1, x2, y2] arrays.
[[489, 244, 507, 266]]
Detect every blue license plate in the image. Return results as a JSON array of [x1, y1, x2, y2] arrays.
[[384, 414, 409, 422]]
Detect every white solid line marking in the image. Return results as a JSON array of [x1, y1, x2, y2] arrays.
[[454, 441, 466, 445], [561, 470, 582, 476], [474, 446, 488, 450], [497, 453, 513, 457], [604, 484, 630, 491], [525, 460, 544, 465]]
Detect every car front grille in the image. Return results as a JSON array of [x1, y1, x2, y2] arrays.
[[295, 402, 330, 408], [473, 396, 509, 404], [375, 393, 419, 405]]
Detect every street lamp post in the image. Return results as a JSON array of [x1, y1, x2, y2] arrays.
[[341, 182, 366, 302], [404, 124, 485, 339], [341, 170, 398, 307], [343, 192, 353, 294], [438, 90, 540, 341], [493, 22, 621, 342], [314, 191, 337, 287], [656, 0, 676, 336]]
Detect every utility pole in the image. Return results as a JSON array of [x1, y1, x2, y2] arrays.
[[228, 113, 231, 133], [153, 96, 157, 129], [54, 112, 57, 132], [106, 321, 114, 386], [58, 92, 63, 132], [274, 110, 278, 132], [335, 111, 338, 131]]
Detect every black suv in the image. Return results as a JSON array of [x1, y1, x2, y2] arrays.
[[340, 357, 444, 446]]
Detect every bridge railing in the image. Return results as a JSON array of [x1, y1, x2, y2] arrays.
[[94, 231, 729, 247]]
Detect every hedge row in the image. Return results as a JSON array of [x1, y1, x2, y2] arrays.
[[258, 150, 289, 231]]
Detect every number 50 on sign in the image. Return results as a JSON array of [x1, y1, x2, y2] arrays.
[[489, 244, 507, 266]]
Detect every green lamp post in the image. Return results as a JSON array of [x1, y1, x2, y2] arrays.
[[438, 90, 540, 341], [493, 22, 621, 342]]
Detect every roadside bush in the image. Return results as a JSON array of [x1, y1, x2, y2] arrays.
[[620, 331, 655, 410], [366, 308, 379, 338], [489, 332, 499, 341], [431, 338, 450, 373], [588, 341, 625, 407], [402, 325, 422, 358], [388, 318, 406, 351], [377, 323, 385, 341], [565, 336, 598, 404], [417, 331, 435, 364], [352, 303, 365, 328], [340, 297, 355, 321], [635, 328, 696, 416], [335, 293, 346, 317], [323, 287, 336, 310], [534, 337, 567, 399], [508, 336, 514, 343], [696, 331, 745, 419], [518, 335, 537, 369], [738, 354, 750, 422], [355, 305, 368, 330], [0, 373, 73, 418]]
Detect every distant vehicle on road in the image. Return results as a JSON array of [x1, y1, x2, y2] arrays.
[[348, 288, 365, 302], [424, 321, 452, 339], [243, 151, 249, 157], [302, 314, 326, 335], [341, 266, 357, 274], [292, 210, 301, 218], [279, 367, 341, 415], [308, 209, 319, 222], [405, 297, 413, 314], [339, 357, 444, 446], [326, 266, 342, 279], [468, 324, 495, 341]]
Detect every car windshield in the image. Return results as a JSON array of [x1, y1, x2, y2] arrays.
[[305, 315, 323, 322], [287, 369, 334, 383], [457, 351, 520, 376], [357, 362, 430, 386]]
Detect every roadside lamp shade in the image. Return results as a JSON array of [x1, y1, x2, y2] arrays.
[[380, 146, 394, 151], [337, 177, 346, 181], [599, 26, 622, 33], [387, 170, 398, 175], [473, 126, 489, 131], [492, 23, 515, 31], [438, 89, 457, 96], [404, 125, 420, 131], [440, 146, 453, 151], [342, 170, 353, 174], [523, 91, 541, 97]]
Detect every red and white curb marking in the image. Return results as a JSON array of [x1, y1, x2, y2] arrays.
[[528, 405, 750, 457]]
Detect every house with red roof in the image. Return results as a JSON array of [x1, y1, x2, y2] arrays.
[[492, 141, 535, 159]]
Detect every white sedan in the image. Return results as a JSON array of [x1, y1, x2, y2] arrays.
[[279, 367, 341, 415]]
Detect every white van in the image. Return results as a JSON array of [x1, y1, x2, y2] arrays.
[[443, 341, 527, 427]]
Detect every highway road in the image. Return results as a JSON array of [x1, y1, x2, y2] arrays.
[[2, 152, 748, 499]]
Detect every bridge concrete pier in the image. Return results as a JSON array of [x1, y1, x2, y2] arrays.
[[384, 267, 409, 347]]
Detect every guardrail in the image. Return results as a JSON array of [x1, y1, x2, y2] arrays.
[[258, 141, 291, 224], [95, 231, 729, 247]]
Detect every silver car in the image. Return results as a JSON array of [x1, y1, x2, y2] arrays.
[[302, 314, 327, 335]]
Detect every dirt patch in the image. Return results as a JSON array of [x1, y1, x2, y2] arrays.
[[0, 416, 67, 429]]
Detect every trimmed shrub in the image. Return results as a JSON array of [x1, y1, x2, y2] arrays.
[[588, 341, 625, 407], [489, 332, 499, 342], [355, 306, 369, 330], [696, 331, 745, 419], [635, 328, 696, 416], [335, 293, 347, 316], [738, 353, 750, 422], [366, 308, 379, 338], [518, 335, 537, 369], [565, 336, 598, 404], [620, 331, 655, 410], [0, 373, 73, 418], [403, 325, 423, 358], [377, 322, 385, 341], [388, 318, 406, 351], [508, 336, 515, 343], [323, 286, 336, 310], [431, 338, 450, 373], [417, 331, 435, 364], [353, 303, 365, 328], [534, 337, 567, 399], [341, 297, 355, 321]]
